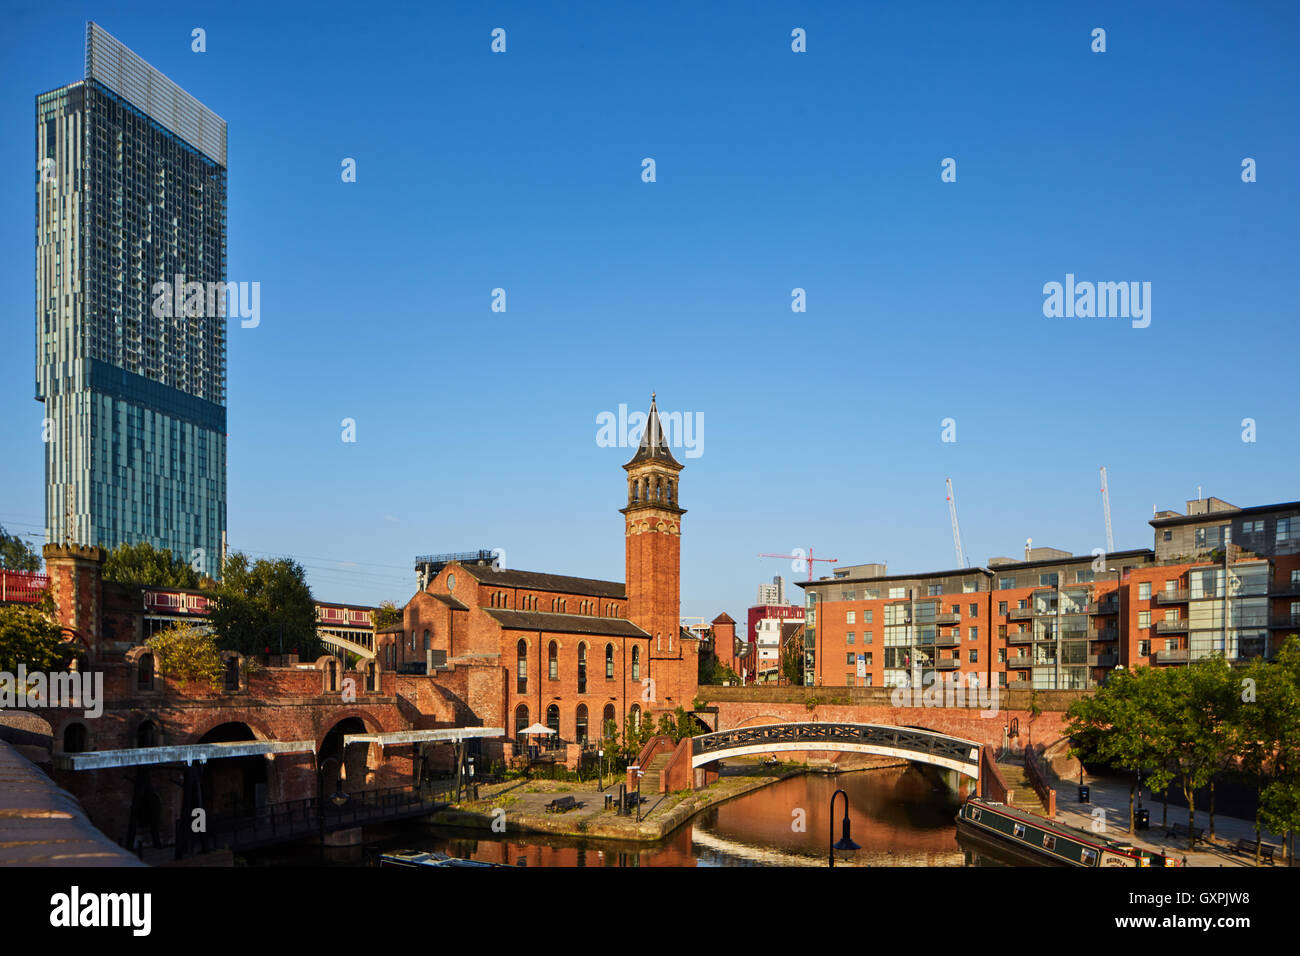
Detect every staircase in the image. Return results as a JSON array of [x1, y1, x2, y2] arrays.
[[997, 758, 1047, 814], [639, 752, 673, 795]]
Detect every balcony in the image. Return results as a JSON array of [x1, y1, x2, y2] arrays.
[[1155, 619, 1189, 634], [1155, 589, 1190, 604], [934, 612, 961, 625], [935, 659, 961, 670], [1008, 632, 1034, 644], [1269, 614, 1300, 629], [1091, 601, 1120, 616], [1006, 655, 1033, 668], [1153, 648, 1190, 664], [1008, 607, 1034, 621], [1271, 579, 1300, 597], [1089, 628, 1119, 642], [933, 633, 960, 647], [1088, 654, 1119, 667]]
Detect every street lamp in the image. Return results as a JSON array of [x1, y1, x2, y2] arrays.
[[597, 748, 604, 792], [828, 788, 860, 867]]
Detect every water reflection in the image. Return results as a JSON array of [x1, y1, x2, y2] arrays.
[[247, 766, 976, 867]]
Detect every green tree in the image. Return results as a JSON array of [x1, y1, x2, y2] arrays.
[[145, 623, 223, 690], [207, 552, 320, 658], [1250, 637, 1300, 862], [374, 600, 403, 629], [1142, 659, 1234, 851], [0, 594, 67, 672], [0, 525, 41, 572], [103, 540, 200, 589], [782, 632, 805, 686], [1065, 666, 1166, 835]]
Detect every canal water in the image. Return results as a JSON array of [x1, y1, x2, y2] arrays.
[[248, 765, 1003, 867]]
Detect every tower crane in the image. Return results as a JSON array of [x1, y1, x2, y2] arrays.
[[1100, 466, 1114, 554], [946, 478, 966, 568], [759, 549, 838, 583]]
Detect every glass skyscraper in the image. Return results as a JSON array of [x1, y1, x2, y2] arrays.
[[36, 22, 227, 574]]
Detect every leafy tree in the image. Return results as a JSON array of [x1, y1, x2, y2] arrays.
[[0, 594, 67, 672], [207, 552, 320, 658], [145, 623, 222, 690], [673, 706, 701, 742], [374, 600, 403, 629], [1066, 666, 1166, 835], [103, 540, 200, 589], [0, 525, 41, 572], [782, 631, 805, 686], [1250, 637, 1300, 862]]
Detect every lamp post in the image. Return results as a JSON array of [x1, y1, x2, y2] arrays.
[[597, 748, 604, 792], [828, 788, 860, 867]]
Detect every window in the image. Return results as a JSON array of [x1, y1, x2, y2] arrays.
[[949, 604, 959, 615], [1242, 519, 1264, 535], [864, 674, 873, 686], [846, 653, 856, 665], [578, 644, 587, 694], [1291, 570, 1300, 587], [632, 646, 640, 681], [846, 674, 856, 686], [1165, 639, 1178, 651], [1043, 834, 1057, 851], [1139, 611, 1150, 629], [517, 640, 528, 693], [1138, 582, 1151, 600], [546, 704, 560, 738], [928, 584, 942, 596], [1013, 823, 1026, 839], [63, 723, 87, 753], [846, 632, 854, 644], [606, 644, 614, 679], [137, 653, 154, 690], [1163, 531, 1172, 541], [969, 603, 978, 618], [999, 576, 1016, 591], [864, 653, 872, 666], [863, 631, 872, 643], [846, 610, 855, 624], [969, 649, 978, 663], [888, 587, 905, 599], [970, 807, 982, 822], [1039, 573, 1059, 587], [1081, 847, 1097, 866], [1018, 599, 1028, 610], [998, 647, 1006, 663], [576, 704, 588, 744], [1279, 518, 1296, 544], [864, 610, 873, 623], [1139, 639, 1151, 657], [548, 641, 558, 680], [998, 601, 1008, 615]]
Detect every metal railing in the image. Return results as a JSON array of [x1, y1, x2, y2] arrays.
[[1155, 619, 1189, 633], [1155, 589, 1190, 604], [0, 570, 50, 604], [1008, 607, 1034, 621], [1153, 648, 1190, 663]]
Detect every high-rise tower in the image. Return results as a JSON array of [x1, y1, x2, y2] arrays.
[[36, 23, 227, 573], [620, 394, 685, 656]]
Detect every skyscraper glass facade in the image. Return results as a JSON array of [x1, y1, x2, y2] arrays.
[[36, 23, 227, 573]]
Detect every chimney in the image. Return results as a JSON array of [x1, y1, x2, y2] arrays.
[[1025, 537, 1032, 561]]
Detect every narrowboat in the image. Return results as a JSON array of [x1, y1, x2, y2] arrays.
[[379, 849, 504, 867], [956, 798, 1180, 867]]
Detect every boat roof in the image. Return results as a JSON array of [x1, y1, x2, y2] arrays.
[[967, 799, 1155, 858]]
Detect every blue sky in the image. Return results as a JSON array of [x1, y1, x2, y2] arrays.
[[2, 1, 1298, 624]]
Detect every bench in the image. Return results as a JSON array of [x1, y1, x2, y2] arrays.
[[1233, 838, 1277, 863], [545, 796, 579, 814], [1166, 823, 1204, 843]]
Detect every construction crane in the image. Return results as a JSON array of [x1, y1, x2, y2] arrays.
[[758, 549, 838, 583], [1099, 466, 1114, 554], [945, 478, 966, 568]]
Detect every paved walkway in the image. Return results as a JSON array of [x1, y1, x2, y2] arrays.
[[1048, 772, 1288, 867]]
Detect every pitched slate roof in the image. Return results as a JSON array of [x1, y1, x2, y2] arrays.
[[455, 564, 624, 599], [481, 608, 650, 638], [624, 393, 682, 468]]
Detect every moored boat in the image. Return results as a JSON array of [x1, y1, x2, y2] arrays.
[[956, 798, 1180, 867]]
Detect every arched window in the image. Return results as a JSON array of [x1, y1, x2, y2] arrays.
[[546, 703, 560, 739], [548, 641, 558, 680], [138, 653, 154, 691], [515, 704, 529, 741], [668, 479, 674, 501], [605, 644, 614, 680], [423, 629, 430, 650], [224, 656, 241, 692], [63, 722, 87, 753], [631, 645, 641, 681], [629, 704, 641, 730], [576, 704, 588, 745], [136, 720, 158, 748], [577, 643, 587, 694], [516, 640, 528, 694], [602, 703, 616, 737]]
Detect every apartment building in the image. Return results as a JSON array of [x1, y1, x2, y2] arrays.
[[798, 496, 1300, 689]]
